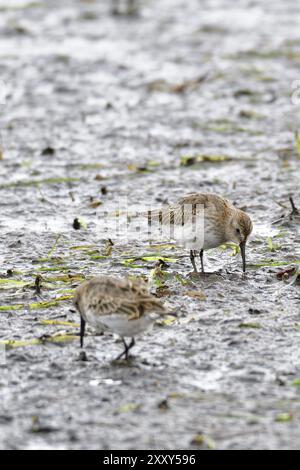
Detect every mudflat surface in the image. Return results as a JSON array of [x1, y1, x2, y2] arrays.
[[0, 0, 300, 450]]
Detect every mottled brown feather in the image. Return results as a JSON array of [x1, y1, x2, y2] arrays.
[[146, 193, 235, 229], [74, 276, 168, 322]]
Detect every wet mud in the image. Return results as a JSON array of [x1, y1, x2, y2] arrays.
[[0, 0, 300, 450]]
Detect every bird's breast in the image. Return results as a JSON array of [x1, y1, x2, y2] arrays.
[[173, 218, 225, 250]]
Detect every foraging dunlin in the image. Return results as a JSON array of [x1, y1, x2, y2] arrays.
[[147, 193, 253, 273], [74, 276, 170, 360]]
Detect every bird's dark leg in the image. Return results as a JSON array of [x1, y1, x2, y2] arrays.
[[190, 250, 198, 272], [127, 337, 135, 354], [199, 250, 204, 273], [116, 338, 135, 360], [80, 316, 86, 348], [116, 338, 129, 360], [289, 197, 299, 216]]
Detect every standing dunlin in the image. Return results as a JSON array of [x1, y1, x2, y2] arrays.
[[147, 193, 253, 273], [74, 276, 170, 360]]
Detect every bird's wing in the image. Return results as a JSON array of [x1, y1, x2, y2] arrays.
[[79, 277, 170, 322], [177, 193, 226, 209], [85, 291, 166, 321], [177, 193, 206, 206], [134, 293, 168, 318], [85, 294, 123, 318], [178, 193, 234, 222]]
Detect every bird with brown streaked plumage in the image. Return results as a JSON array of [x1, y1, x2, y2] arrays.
[[146, 193, 253, 273], [74, 276, 172, 360]]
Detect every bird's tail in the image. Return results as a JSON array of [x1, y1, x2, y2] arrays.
[[139, 296, 177, 317]]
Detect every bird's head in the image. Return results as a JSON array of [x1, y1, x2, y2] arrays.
[[226, 209, 253, 272]]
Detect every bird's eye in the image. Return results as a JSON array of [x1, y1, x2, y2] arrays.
[[236, 228, 241, 234]]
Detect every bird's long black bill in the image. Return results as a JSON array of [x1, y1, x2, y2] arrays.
[[240, 241, 246, 273], [80, 316, 86, 348]]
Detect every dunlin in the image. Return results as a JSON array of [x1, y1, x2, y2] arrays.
[[147, 193, 253, 273], [74, 276, 170, 360]]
